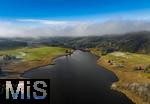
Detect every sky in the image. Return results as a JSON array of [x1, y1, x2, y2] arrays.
[[0, 0, 150, 37]]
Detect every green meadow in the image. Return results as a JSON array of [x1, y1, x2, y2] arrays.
[[0, 46, 70, 61]]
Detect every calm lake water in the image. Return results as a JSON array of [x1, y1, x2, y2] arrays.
[[22, 50, 134, 104]]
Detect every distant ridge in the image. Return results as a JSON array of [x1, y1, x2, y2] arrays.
[[0, 31, 150, 54], [40, 31, 150, 54]]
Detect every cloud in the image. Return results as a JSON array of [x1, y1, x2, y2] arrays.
[[0, 19, 150, 38], [17, 19, 70, 25]]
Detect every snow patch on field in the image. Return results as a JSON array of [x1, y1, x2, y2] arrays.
[[110, 52, 126, 56], [16, 52, 26, 58], [110, 52, 131, 58]]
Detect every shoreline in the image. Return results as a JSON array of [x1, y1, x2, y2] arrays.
[[95, 55, 150, 104], [0, 52, 73, 79], [89, 48, 150, 104], [20, 53, 73, 77], [90, 51, 136, 103], [96, 60, 137, 104]]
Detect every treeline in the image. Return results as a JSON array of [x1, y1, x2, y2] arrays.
[[0, 31, 150, 54], [42, 31, 150, 54], [0, 38, 27, 50]]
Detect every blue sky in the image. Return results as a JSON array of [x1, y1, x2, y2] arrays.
[[0, 0, 150, 20], [0, 0, 150, 37]]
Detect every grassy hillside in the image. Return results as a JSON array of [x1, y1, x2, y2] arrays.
[[1, 46, 71, 76], [91, 49, 150, 104], [0, 46, 70, 61], [105, 52, 150, 70]]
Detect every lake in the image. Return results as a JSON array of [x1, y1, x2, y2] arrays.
[[22, 50, 134, 104]]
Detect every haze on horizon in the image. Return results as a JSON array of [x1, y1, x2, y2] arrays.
[[0, 0, 150, 38]]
